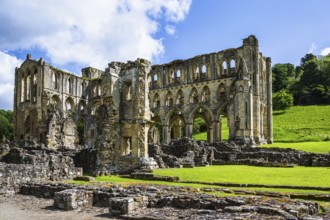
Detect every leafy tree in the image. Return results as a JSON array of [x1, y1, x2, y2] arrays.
[[272, 63, 295, 92], [0, 115, 13, 141], [289, 53, 330, 105], [0, 110, 13, 123], [300, 53, 317, 67], [273, 90, 293, 112]]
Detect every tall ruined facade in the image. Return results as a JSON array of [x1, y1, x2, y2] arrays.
[[148, 35, 272, 145], [13, 35, 272, 172], [13, 55, 151, 172]]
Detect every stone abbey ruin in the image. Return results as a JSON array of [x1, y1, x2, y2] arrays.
[[12, 35, 273, 172], [2, 35, 330, 219]]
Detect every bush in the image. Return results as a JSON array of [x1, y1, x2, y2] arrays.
[[273, 90, 293, 112]]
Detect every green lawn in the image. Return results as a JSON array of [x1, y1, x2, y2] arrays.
[[68, 165, 330, 196], [193, 106, 330, 153], [153, 165, 330, 188], [273, 105, 330, 142], [263, 141, 330, 154], [193, 116, 229, 141]]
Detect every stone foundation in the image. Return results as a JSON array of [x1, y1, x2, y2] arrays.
[[17, 183, 322, 219], [53, 189, 93, 210], [149, 138, 330, 168]]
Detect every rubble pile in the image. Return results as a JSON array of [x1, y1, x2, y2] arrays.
[[149, 138, 330, 168]]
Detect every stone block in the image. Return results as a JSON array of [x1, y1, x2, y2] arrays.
[[109, 197, 135, 216], [53, 189, 93, 210], [133, 195, 149, 209]]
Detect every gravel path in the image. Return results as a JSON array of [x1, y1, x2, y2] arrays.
[[0, 195, 113, 220]]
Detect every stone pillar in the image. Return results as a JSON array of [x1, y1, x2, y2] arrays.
[[185, 123, 193, 139], [253, 55, 261, 143], [219, 117, 222, 141], [208, 126, 213, 143], [266, 57, 273, 144], [162, 125, 169, 144], [212, 120, 220, 142]]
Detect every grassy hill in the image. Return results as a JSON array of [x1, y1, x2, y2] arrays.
[[273, 105, 330, 142], [193, 105, 330, 143]]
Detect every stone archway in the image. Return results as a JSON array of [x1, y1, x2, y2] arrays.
[[148, 115, 162, 144], [189, 105, 213, 142], [163, 108, 186, 143]]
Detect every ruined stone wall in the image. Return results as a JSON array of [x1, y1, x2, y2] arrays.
[[0, 144, 82, 195], [12, 35, 272, 173], [148, 35, 272, 145]]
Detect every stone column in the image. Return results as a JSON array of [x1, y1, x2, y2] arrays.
[[162, 125, 169, 144], [185, 123, 193, 139], [208, 126, 213, 143], [266, 57, 273, 144], [219, 117, 222, 142], [212, 120, 220, 142], [253, 54, 261, 143]]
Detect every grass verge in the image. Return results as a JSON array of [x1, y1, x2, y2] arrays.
[[263, 141, 330, 154]]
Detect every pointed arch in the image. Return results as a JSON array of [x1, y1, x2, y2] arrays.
[[222, 61, 228, 75], [175, 89, 184, 105], [189, 104, 214, 125], [165, 108, 186, 140], [230, 59, 236, 74], [26, 75, 31, 100], [201, 86, 211, 103], [51, 95, 62, 109], [218, 83, 227, 104], [189, 104, 214, 142], [91, 101, 101, 116], [67, 77, 74, 94], [149, 114, 162, 144], [153, 93, 160, 108], [65, 97, 75, 112], [202, 65, 207, 74], [176, 69, 181, 78], [78, 100, 87, 114], [165, 91, 173, 107], [21, 74, 25, 102], [189, 87, 199, 104]]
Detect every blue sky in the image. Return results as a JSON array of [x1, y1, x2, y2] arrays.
[[1, 0, 330, 110]]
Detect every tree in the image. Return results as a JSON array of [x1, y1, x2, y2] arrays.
[[300, 53, 317, 67], [272, 63, 295, 92], [273, 90, 293, 112], [0, 115, 13, 141]]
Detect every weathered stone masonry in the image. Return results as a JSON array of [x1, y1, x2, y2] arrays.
[[149, 35, 272, 145], [12, 35, 272, 172]]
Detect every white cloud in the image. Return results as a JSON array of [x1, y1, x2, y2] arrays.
[[308, 42, 318, 54], [0, 52, 22, 110], [165, 25, 176, 35], [321, 47, 330, 56], [0, 0, 192, 110], [0, 0, 192, 69]]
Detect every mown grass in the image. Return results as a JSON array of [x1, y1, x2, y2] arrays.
[[193, 105, 330, 153], [193, 116, 229, 141], [68, 165, 330, 196], [273, 105, 330, 142], [67, 177, 330, 195], [263, 141, 330, 154], [153, 165, 330, 188]]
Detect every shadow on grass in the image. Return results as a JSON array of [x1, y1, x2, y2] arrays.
[[273, 111, 285, 116]]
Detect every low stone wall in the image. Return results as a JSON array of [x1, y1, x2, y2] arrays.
[[18, 183, 321, 219], [130, 173, 179, 182], [53, 189, 93, 210], [0, 162, 82, 195], [0, 146, 82, 195], [213, 143, 330, 167], [149, 138, 330, 168]]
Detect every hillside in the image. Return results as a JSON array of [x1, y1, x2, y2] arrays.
[[273, 105, 330, 142], [193, 105, 330, 143]]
